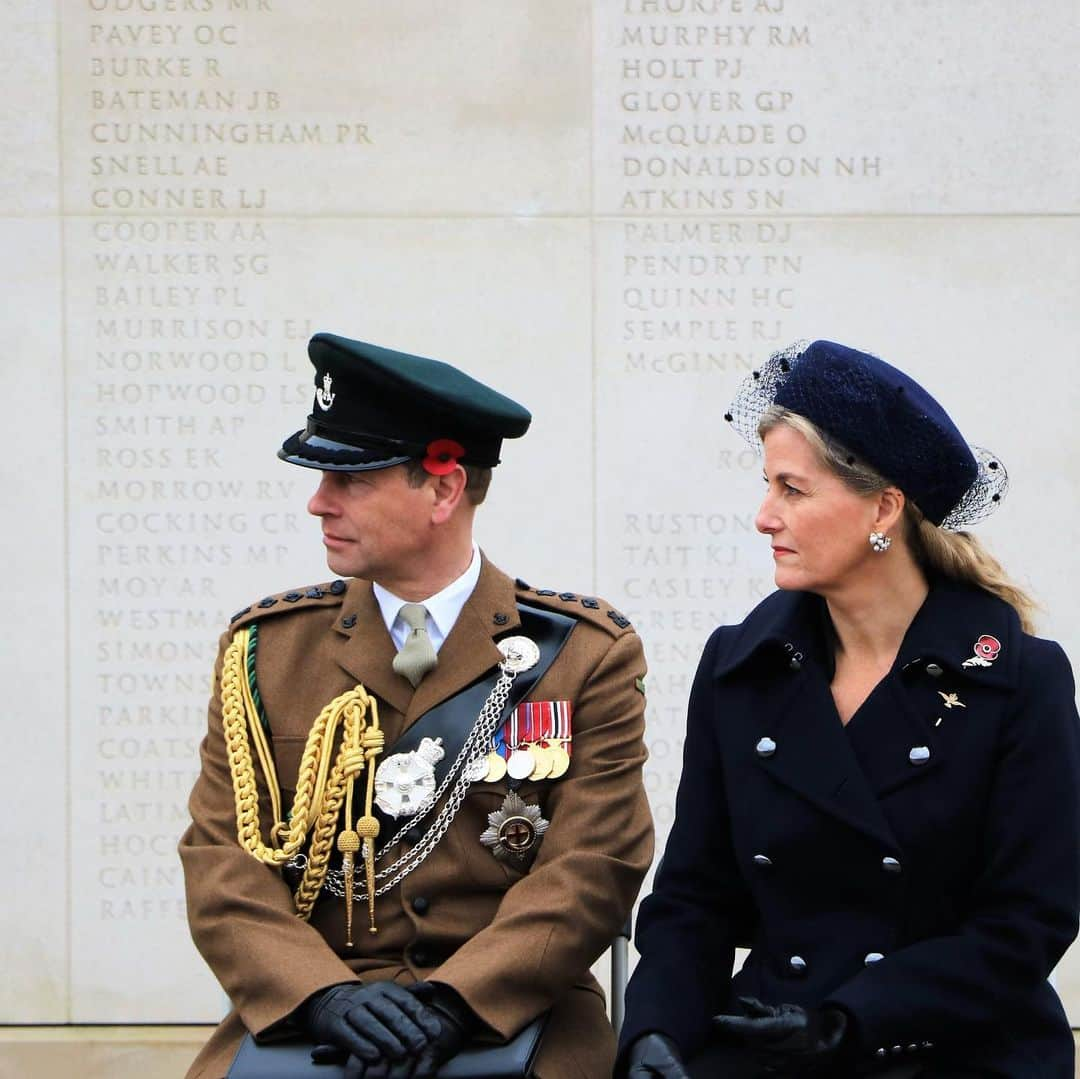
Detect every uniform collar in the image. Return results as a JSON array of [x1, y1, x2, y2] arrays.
[[714, 578, 1021, 691], [372, 543, 482, 651]]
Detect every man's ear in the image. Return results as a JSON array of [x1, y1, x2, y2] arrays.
[[430, 465, 468, 525]]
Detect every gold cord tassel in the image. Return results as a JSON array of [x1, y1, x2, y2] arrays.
[[338, 830, 360, 947], [358, 716, 384, 933], [220, 628, 384, 929]]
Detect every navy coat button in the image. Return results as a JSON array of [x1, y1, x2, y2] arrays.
[[864, 952, 885, 965], [410, 947, 430, 966], [405, 826, 423, 844], [906, 1045, 918, 1053], [788, 658, 802, 672], [788, 955, 807, 975], [881, 856, 902, 873], [892, 1046, 903, 1054], [876, 1049, 887, 1058], [909, 745, 931, 766], [752, 854, 772, 867], [756, 737, 777, 758], [411, 896, 429, 915], [926, 663, 944, 677]]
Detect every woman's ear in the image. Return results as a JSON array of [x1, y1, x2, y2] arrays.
[[873, 486, 906, 536]]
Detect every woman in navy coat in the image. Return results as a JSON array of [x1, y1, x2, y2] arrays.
[[618, 341, 1080, 1078]]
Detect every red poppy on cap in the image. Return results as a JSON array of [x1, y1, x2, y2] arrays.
[[422, 439, 465, 476]]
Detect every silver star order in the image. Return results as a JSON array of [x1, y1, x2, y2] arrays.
[[479, 791, 549, 862], [938, 691, 966, 709]]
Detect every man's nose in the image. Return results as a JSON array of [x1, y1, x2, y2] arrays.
[[307, 474, 336, 517]]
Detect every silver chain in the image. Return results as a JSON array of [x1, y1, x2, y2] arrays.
[[288, 663, 517, 900]]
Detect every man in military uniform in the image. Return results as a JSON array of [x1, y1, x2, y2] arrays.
[[179, 332, 653, 1078]]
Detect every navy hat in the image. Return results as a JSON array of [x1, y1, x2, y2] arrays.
[[725, 340, 1008, 528], [279, 333, 532, 472]]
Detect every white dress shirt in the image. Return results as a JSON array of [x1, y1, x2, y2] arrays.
[[373, 545, 482, 655]]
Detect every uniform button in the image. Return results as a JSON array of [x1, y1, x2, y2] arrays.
[[906, 1044, 918, 1053], [909, 745, 931, 766], [926, 663, 943, 677], [756, 737, 777, 758], [881, 856, 902, 874], [788, 658, 802, 672], [405, 826, 423, 844], [788, 955, 807, 976], [875, 1049, 887, 1058], [922, 1041, 934, 1050], [411, 896, 429, 915], [410, 947, 430, 966], [892, 1046, 903, 1054], [752, 854, 773, 867], [864, 952, 885, 965]]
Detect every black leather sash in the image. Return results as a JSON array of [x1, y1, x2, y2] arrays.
[[367, 601, 576, 840]]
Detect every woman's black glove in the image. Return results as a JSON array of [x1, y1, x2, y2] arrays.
[[713, 996, 850, 1075], [623, 1031, 691, 1078], [300, 981, 442, 1073]]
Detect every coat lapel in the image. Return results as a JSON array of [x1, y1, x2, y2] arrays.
[[714, 590, 899, 852], [843, 676, 944, 799], [331, 581, 413, 718], [755, 667, 900, 852]]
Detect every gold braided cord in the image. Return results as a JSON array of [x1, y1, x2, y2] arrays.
[[237, 629, 284, 838], [219, 628, 384, 927]]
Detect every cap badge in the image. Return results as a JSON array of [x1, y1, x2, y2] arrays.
[[938, 692, 965, 709], [479, 790, 548, 863], [315, 372, 336, 411], [962, 634, 1001, 668]]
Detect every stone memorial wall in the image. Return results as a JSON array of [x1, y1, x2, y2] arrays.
[[4, 0, 1078, 1027]]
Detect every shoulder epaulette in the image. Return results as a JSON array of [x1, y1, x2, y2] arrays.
[[514, 577, 634, 635], [228, 579, 348, 628]]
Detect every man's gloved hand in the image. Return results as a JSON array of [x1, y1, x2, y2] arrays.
[[407, 981, 474, 1063], [300, 981, 441, 1072], [712, 997, 850, 1074], [623, 1031, 691, 1078], [304, 980, 477, 1078]]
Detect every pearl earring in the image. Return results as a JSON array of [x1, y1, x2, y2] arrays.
[[869, 531, 892, 553]]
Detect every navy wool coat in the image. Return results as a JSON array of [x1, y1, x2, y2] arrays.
[[621, 580, 1080, 1077]]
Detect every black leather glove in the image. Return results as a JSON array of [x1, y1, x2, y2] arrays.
[[713, 997, 850, 1075], [623, 1031, 691, 1079], [400, 981, 474, 1075], [300, 981, 442, 1070]]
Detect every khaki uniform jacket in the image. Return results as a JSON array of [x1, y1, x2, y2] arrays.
[[180, 557, 654, 1079]]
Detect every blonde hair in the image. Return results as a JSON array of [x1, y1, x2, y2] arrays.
[[759, 406, 1038, 633]]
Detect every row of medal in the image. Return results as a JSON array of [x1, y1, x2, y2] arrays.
[[465, 700, 573, 784]]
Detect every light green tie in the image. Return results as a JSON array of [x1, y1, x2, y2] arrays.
[[392, 603, 438, 688]]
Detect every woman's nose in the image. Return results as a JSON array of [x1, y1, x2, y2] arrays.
[[756, 494, 779, 535]]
